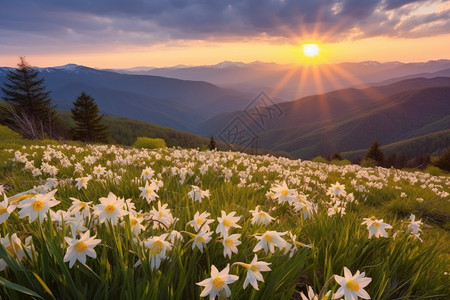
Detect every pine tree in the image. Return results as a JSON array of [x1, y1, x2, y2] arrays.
[[1, 57, 60, 138], [71, 92, 108, 143], [364, 140, 385, 166], [208, 136, 217, 151]]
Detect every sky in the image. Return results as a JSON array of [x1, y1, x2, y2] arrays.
[[1, 0, 450, 68]]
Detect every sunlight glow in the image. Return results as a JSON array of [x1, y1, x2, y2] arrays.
[[302, 44, 320, 57]]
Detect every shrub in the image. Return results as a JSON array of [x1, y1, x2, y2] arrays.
[[360, 158, 377, 168], [433, 148, 450, 172], [0, 124, 22, 140], [132, 137, 166, 149], [311, 156, 328, 164], [424, 165, 446, 176], [331, 159, 352, 166]]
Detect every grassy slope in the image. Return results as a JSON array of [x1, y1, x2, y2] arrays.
[[0, 141, 448, 299]]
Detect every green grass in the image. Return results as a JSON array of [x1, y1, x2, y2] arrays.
[[0, 141, 449, 299]]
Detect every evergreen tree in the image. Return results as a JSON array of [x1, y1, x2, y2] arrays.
[[208, 136, 217, 151], [1, 57, 60, 138], [71, 92, 108, 143], [363, 140, 385, 166]]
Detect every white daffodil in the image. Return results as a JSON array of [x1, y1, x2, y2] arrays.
[[0, 233, 32, 271], [249, 205, 275, 226], [327, 181, 347, 198], [143, 233, 173, 270], [64, 230, 101, 268], [196, 264, 238, 299], [148, 201, 175, 230], [75, 175, 92, 190], [138, 180, 159, 203], [334, 267, 372, 300], [18, 189, 60, 223], [407, 214, 423, 235], [93, 192, 128, 225], [300, 285, 331, 300], [216, 211, 241, 237], [361, 217, 392, 238], [222, 233, 241, 259], [67, 197, 92, 219], [270, 181, 296, 204], [141, 166, 155, 180], [253, 230, 288, 254], [235, 254, 271, 290], [189, 211, 215, 232], [192, 231, 213, 253], [188, 185, 210, 203], [0, 194, 16, 223]]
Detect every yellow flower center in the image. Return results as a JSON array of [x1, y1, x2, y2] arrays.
[[5, 244, 15, 256], [32, 200, 45, 211], [75, 241, 88, 253], [264, 234, 273, 243], [250, 265, 259, 273], [373, 222, 381, 228], [223, 219, 233, 228], [212, 277, 226, 290], [346, 280, 360, 292], [0, 205, 7, 215], [149, 240, 164, 256], [105, 204, 116, 214], [146, 188, 152, 195], [158, 211, 164, 218], [225, 239, 234, 247], [259, 212, 266, 218], [79, 202, 87, 208], [81, 178, 86, 183], [281, 189, 289, 197], [130, 219, 138, 227], [197, 236, 205, 243]]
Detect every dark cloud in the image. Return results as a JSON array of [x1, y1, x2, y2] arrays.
[[0, 0, 449, 53]]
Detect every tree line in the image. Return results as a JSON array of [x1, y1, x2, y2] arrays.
[[1, 57, 108, 143]]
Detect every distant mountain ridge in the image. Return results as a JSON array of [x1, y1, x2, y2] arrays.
[[199, 77, 450, 159], [111, 59, 450, 101], [0, 64, 252, 132]]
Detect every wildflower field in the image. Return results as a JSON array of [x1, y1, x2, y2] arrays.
[[0, 142, 449, 299]]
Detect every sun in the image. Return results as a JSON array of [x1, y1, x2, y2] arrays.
[[302, 43, 320, 57]]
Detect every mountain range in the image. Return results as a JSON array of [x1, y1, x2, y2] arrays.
[[0, 60, 449, 160]]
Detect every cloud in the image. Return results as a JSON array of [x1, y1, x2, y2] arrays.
[[0, 0, 449, 54]]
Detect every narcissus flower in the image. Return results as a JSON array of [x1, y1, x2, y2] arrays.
[[222, 233, 241, 259], [249, 205, 275, 226], [0, 233, 32, 271], [141, 166, 155, 180], [0, 195, 16, 223], [192, 231, 213, 253], [327, 181, 347, 198], [334, 267, 372, 300], [148, 201, 175, 229], [188, 185, 210, 203], [253, 230, 288, 254], [18, 189, 60, 223], [93, 192, 128, 225], [235, 254, 271, 290], [300, 286, 331, 300], [64, 230, 101, 268], [196, 264, 238, 299], [75, 175, 92, 190], [270, 181, 295, 204], [189, 211, 215, 232], [216, 211, 241, 237], [361, 217, 392, 239], [138, 180, 159, 203], [143, 233, 173, 270]]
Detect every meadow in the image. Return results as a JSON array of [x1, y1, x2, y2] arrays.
[[0, 142, 449, 299]]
